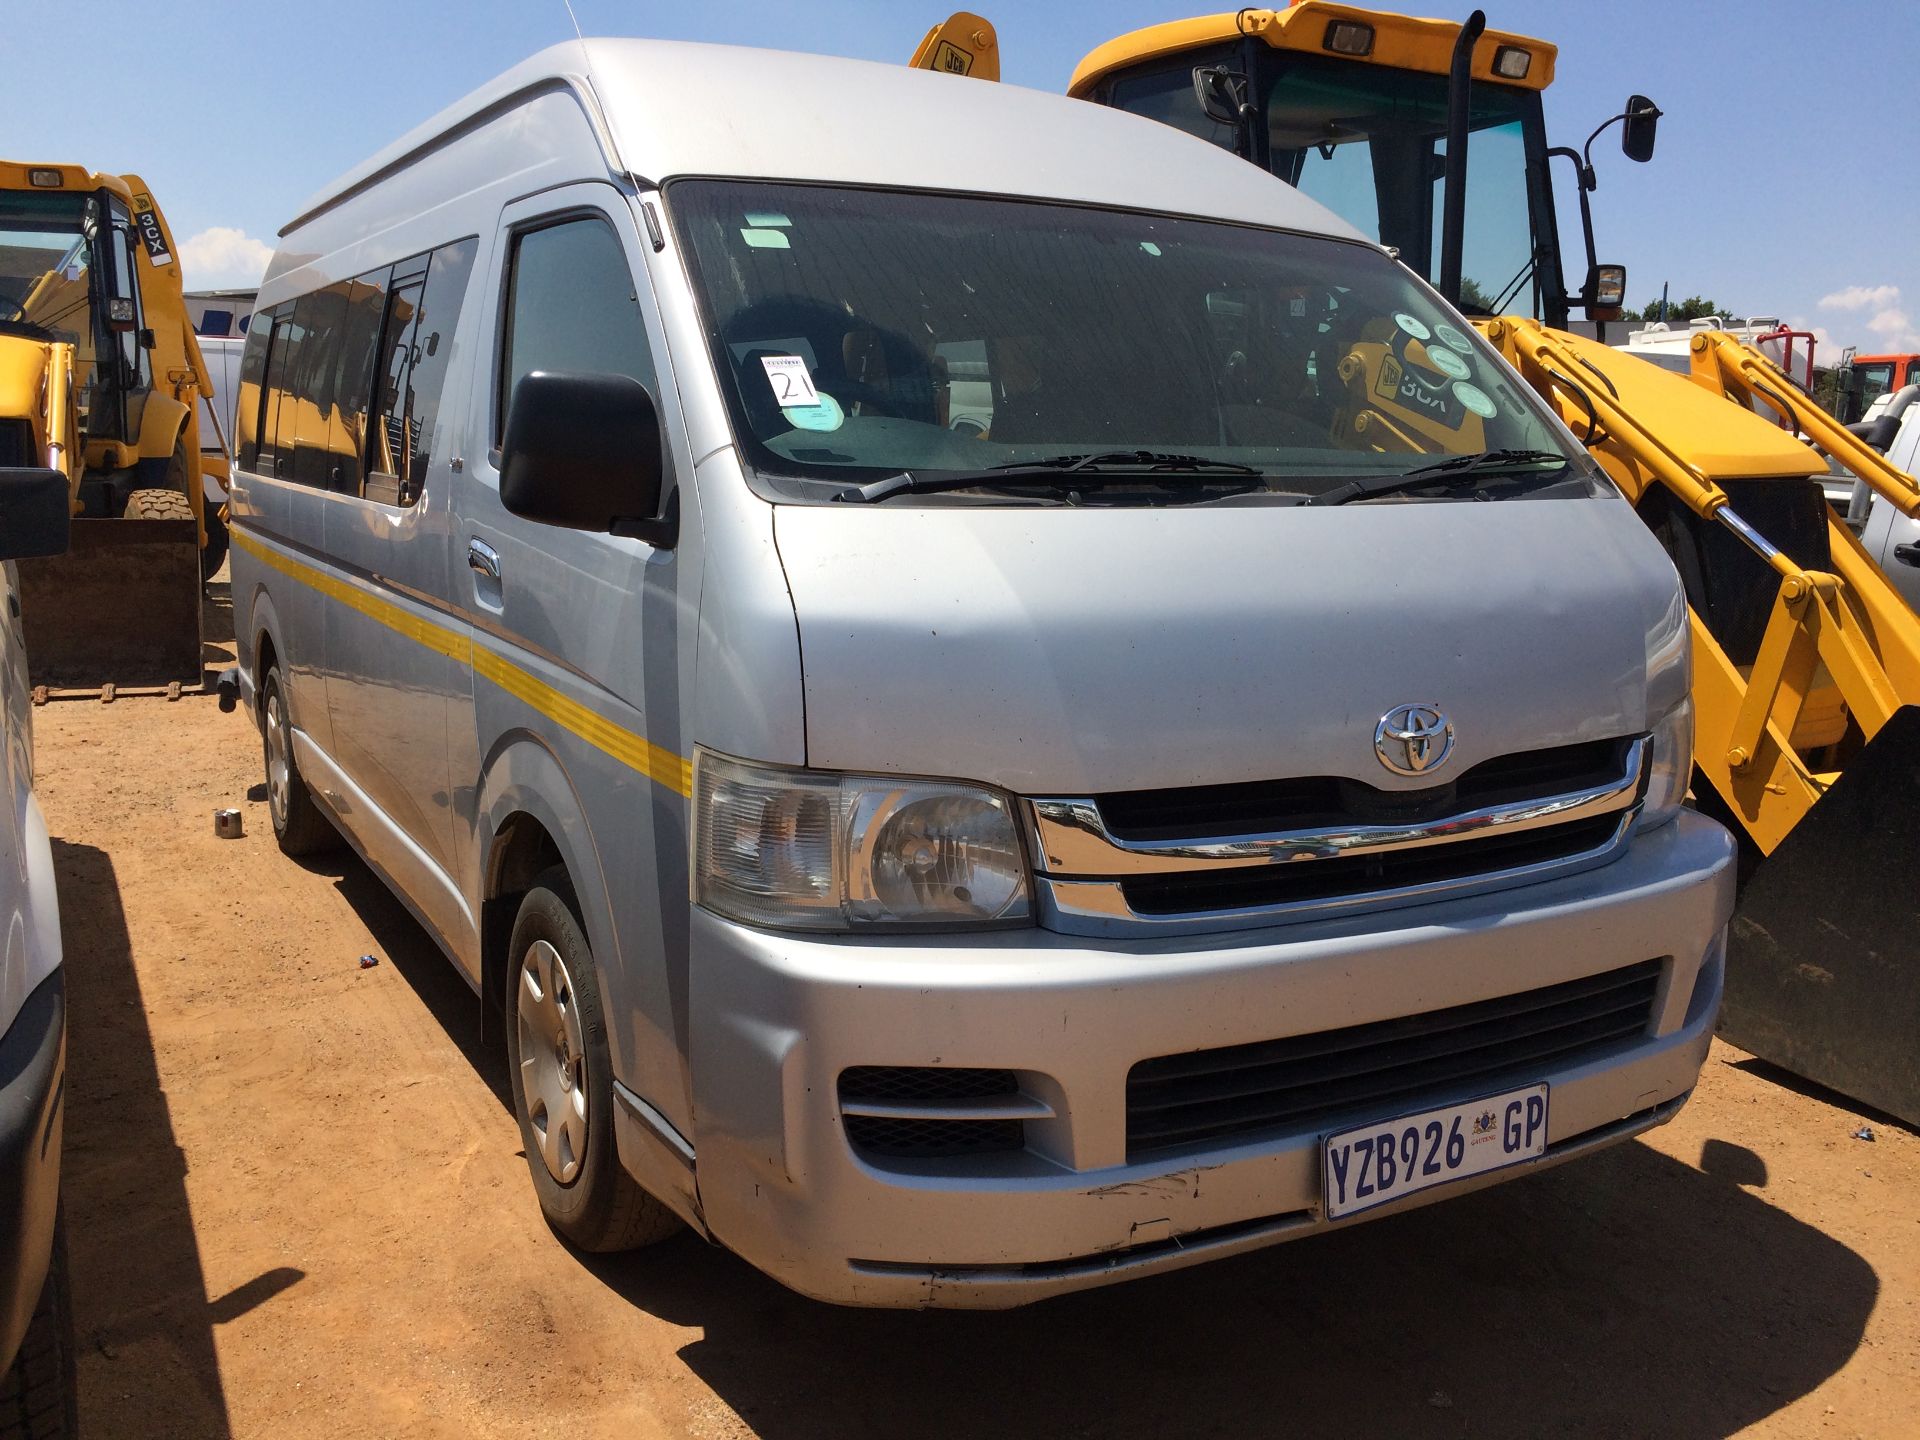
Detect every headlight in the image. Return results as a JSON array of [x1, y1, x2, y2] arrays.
[[1636, 698, 1693, 833], [692, 750, 1032, 930]]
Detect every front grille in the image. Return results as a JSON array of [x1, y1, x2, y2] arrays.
[[1120, 814, 1621, 917], [839, 1067, 1027, 1160], [843, 1114, 1026, 1158], [840, 1066, 1019, 1104], [1126, 958, 1663, 1159], [1096, 738, 1631, 841]]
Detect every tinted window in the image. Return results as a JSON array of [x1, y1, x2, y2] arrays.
[[404, 237, 478, 484], [326, 269, 390, 497], [288, 287, 345, 488], [498, 217, 653, 440], [365, 277, 423, 504], [258, 301, 302, 478], [236, 312, 273, 470]]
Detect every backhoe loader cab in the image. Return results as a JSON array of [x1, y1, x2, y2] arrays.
[[0, 161, 220, 689], [924, 6, 1920, 1122], [1070, 5, 1651, 332]]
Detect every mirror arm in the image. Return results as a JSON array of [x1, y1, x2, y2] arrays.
[[608, 486, 679, 549], [1547, 145, 1600, 311]]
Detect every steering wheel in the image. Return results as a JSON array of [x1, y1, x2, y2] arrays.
[[830, 380, 900, 419]]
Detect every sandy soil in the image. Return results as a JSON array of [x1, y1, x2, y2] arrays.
[[31, 584, 1920, 1439]]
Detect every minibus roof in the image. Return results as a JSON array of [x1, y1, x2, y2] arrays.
[[282, 38, 1365, 243]]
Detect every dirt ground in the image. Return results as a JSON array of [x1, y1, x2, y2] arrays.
[[30, 583, 1920, 1439]]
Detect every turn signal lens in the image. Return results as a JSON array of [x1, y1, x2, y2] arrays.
[[1323, 21, 1374, 56]]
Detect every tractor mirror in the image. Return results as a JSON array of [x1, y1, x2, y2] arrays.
[[1622, 95, 1661, 163], [0, 469, 72, 561], [1192, 66, 1247, 127]]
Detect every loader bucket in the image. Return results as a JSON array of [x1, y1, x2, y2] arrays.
[[15, 517, 203, 689], [1719, 704, 1920, 1128]]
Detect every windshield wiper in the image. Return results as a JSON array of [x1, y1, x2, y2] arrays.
[[1303, 449, 1571, 507], [835, 451, 1262, 504]]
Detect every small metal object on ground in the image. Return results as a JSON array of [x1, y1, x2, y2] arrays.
[[213, 808, 244, 839], [358, 954, 379, 969], [167, 680, 183, 701], [100, 683, 116, 704]]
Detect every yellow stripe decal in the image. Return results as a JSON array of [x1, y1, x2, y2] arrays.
[[233, 528, 692, 797]]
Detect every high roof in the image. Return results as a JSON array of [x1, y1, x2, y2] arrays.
[[283, 38, 1365, 244]]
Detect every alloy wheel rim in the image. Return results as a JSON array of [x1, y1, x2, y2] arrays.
[[265, 687, 291, 828], [517, 938, 588, 1184]]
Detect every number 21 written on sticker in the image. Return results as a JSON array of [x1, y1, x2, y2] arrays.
[[759, 354, 820, 408]]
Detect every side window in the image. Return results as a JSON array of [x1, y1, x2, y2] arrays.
[[403, 237, 478, 486], [326, 267, 391, 498], [497, 215, 654, 442], [288, 287, 345, 488], [365, 274, 423, 504], [259, 301, 303, 479], [236, 311, 274, 470]]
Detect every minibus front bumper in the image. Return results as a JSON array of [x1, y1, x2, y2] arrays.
[[685, 809, 1735, 1309]]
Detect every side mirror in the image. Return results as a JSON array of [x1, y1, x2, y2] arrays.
[[1621, 95, 1660, 163], [499, 371, 674, 547], [0, 469, 72, 561], [138, 327, 157, 350], [1192, 66, 1248, 127]]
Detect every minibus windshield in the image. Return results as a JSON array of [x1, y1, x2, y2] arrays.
[[670, 181, 1580, 502]]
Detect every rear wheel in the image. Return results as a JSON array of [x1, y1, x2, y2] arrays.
[[507, 869, 680, 1252], [0, 1215, 76, 1440], [261, 665, 338, 856]]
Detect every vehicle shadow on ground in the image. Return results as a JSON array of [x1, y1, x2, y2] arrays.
[[310, 845, 1880, 1439], [52, 840, 239, 1438], [583, 1137, 1876, 1440], [313, 853, 512, 1109]]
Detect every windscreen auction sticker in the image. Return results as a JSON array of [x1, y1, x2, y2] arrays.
[[1394, 312, 1432, 341], [1434, 323, 1474, 353], [1452, 381, 1498, 419], [1425, 347, 1473, 380], [760, 354, 821, 409]]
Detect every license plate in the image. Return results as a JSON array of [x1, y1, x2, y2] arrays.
[[1322, 1083, 1549, 1220]]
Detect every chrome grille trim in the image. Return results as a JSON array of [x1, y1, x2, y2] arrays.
[[1028, 737, 1646, 877], [1027, 736, 1647, 937]]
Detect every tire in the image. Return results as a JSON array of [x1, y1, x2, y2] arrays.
[[260, 665, 338, 856], [124, 486, 194, 521], [506, 869, 680, 1252], [199, 507, 229, 582], [0, 1215, 77, 1440]]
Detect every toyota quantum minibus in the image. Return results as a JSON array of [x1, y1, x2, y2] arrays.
[[228, 39, 1735, 1307]]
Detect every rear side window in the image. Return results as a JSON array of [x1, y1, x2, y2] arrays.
[[245, 236, 477, 505], [235, 313, 273, 470], [497, 216, 654, 442]]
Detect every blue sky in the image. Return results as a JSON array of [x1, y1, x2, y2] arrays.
[[7, 1, 1915, 355]]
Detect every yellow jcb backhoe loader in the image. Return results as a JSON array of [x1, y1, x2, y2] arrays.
[[1, 161, 227, 692], [914, 6, 1920, 1125]]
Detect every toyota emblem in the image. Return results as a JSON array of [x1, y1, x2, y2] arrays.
[[1374, 704, 1455, 777]]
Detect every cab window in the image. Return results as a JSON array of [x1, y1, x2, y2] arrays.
[[497, 216, 654, 443]]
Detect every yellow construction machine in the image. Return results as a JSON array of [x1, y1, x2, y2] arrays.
[[914, 7, 1920, 1125], [1, 161, 226, 692]]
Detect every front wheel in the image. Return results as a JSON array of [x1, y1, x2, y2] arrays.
[[0, 1215, 76, 1440], [506, 870, 680, 1252]]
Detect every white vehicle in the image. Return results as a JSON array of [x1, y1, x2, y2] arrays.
[[194, 334, 244, 574], [1844, 385, 1920, 612], [0, 468, 73, 1432], [230, 39, 1733, 1308]]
